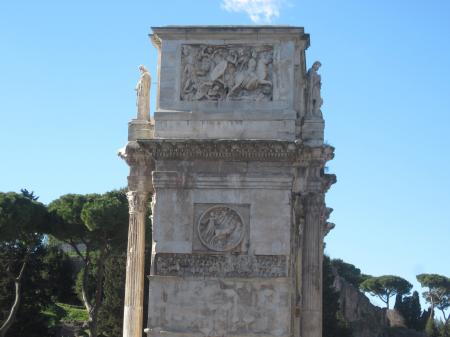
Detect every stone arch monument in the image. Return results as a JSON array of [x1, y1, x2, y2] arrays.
[[119, 26, 336, 337]]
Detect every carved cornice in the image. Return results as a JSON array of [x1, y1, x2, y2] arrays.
[[323, 173, 337, 192], [322, 222, 335, 238], [137, 139, 334, 165], [119, 142, 155, 191], [118, 141, 153, 168]]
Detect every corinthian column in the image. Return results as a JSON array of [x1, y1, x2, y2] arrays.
[[301, 193, 325, 337], [118, 141, 154, 337], [123, 190, 149, 337]]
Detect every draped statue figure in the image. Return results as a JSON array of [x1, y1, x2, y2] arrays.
[[306, 61, 323, 118], [135, 65, 151, 120]]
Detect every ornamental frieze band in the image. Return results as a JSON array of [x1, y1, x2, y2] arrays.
[[135, 139, 334, 163], [153, 253, 288, 278]]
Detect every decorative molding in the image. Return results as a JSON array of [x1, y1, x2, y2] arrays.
[[152, 173, 293, 190], [153, 253, 288, 278], [138, 139, 334, 164]]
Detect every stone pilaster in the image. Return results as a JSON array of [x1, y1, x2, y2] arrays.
[[123, 190, 149, 337], [301, 193, 325, 337]]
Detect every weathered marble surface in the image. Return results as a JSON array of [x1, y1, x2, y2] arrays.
[[152, 187, 291, 256], [120, 26, 336, 337], [150, 26, 308, 140], [147, 277, 291, 337]]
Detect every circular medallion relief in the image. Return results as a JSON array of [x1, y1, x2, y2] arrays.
[[197, 206, 245, 252]]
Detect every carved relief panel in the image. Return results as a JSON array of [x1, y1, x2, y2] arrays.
[[193, 203, 250, 253], [181, 44, 273, 101]]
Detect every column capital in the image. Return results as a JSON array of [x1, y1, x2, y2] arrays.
[[118, 141, 154, 192], [126, 191, 149, 214], [305, 193, 325, 214]]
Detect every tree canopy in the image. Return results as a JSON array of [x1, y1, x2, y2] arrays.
[[360, 275, 412, 309], [417, 273, 450, 325], [331, 258, 371, 288], [47, 190, 130, 337], [0, 191, 51, 337]]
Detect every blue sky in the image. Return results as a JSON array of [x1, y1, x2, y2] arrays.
[[1, 0, 449, 308]]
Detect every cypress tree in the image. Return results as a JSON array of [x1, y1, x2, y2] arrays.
[[395, 291, 423, 331]]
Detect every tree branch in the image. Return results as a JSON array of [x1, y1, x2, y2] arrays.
[[0, 254, 29, 337]]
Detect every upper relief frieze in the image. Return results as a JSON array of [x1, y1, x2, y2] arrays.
[[181, 44, 273, 101]]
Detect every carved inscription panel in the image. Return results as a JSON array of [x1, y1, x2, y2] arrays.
[[181, 44, 273, 101]]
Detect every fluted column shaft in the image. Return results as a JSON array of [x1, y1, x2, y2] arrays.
[[123, 191, 149, 337], [301, 193, 324, 337]]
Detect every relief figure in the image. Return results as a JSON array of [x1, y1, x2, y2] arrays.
[[180, 44, 273, 101], [197, 206, 244, 252]]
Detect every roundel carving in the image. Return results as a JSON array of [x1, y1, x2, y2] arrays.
[[197, 206, 245, 252]]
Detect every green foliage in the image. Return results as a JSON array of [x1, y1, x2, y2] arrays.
[[426, 314, 440, 337], [74, 255, 97, 304], [58, 303, 89, 323], [98, 205, 152, 337], [417, 273, 450, 324], [80, 190, 129, 251], [42, 246, 79, 304], [438, 320, 450, 337], [97, 253, 126, 337], [323, 255, 353, 337], [48, 191, 129, 255], [0, 191, 49, 242], [417, 275, 450, 291], [331, 258, 370, 288], [48, 194, 95, 250], [394, 291, 427, 331], [0, 244, 53, 337], [48, 190, 132, 337], [360, 275, 412, 309], [0, 191, 55, 337], [42, 302, 89, 330]]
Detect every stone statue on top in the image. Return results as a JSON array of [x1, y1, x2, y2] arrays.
[[135, 65, 151, 120], [306, 61, 323, 118]]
